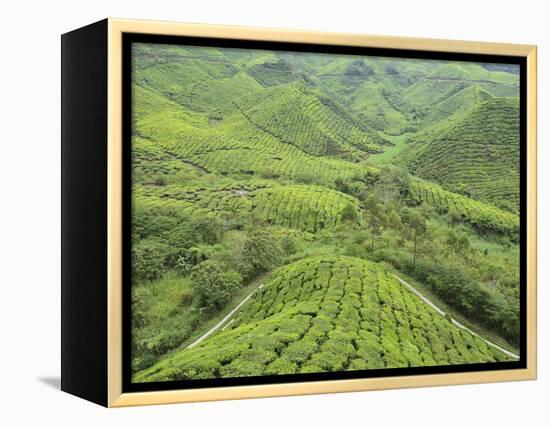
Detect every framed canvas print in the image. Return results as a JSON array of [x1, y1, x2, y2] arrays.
[[61, 18, 537, 407]]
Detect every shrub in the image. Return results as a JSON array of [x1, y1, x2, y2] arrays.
[[191, 215, 223, 245], [153, 175, 168, 186], [265, 357, 297, 375], [190, 260, 240, 310], [237, 228, 284, 280], [132, 239, 170, 282], [341, 203, 359, 223]]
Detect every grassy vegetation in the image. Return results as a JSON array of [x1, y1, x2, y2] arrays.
[[390, 270, 519, 354], [130, 42, 521, 382], [366, 132, 413, 165], [132, 270, 268, 372]]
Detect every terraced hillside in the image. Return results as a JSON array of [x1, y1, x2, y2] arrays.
[[135, 256, 509, 382], [402, 62, 519, 106], [130, 42, 522, 380], [410, 180, 519, 237], [133, 83, 369, 184], [134, 182, 360, 232], [420, 85, 495, 127], [231, 82, 389, 159], [399, 98, 520, 212]]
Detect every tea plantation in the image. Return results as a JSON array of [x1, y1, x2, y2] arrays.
[[130, 42, 521, 380], [134, 182, 360, 232], [135, 256, 509, 382], [399, 98, 520, 212]]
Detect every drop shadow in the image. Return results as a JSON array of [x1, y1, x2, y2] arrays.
[[38, 376, 61, 390]]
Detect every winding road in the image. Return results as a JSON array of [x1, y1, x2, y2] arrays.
[[182, 270, 519, 360], [184, 284, 264, 350], [392, 274, 520, 359]]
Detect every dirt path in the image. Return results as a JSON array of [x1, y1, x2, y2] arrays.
[[184, 284, 264, 350], [392, 274, 520, 359]]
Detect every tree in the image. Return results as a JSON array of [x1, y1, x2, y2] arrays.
[[402, 209, 427, 268], [386, 209, 402, 230], [446, 229, 459, 266], [456, 232, 470, 260], [446, 229, 471, 266], [335, 177, 367, 200], [364, 195, 384, 255], [446, 209, 463, 227], [132, 239, 170, 282], [238, 228, 284, 280], [190, 260, 241, 310], [375, 167, 412, 204], [341, 203, 359, 223], [191, 215, 223, 245], [175, 245, 212, 276], [164, 221, 201, 267]]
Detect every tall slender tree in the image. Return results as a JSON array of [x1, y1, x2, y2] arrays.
[[402, 209, 427, 268], [364, 195, 384, 255]]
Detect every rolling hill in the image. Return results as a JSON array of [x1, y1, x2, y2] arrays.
[[130, 42, 522, 379], [410, 179, 519, 237], [134, 182, 361, 232], [135, 256, 510, 382], [420, 84, 495, 127], [230, 82, 389, 158], [403, 62, 519, 106], [133, 81, 383, 183], [398, 97, 520, 212]]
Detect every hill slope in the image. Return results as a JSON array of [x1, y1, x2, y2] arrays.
[[420, 84, 494, 126], [135, 256, 510, 382], [134, 182, 361, 232], [230, 82, 389, 159], [398, 98, 520, 212]]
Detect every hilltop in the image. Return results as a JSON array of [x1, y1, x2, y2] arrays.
[[135, 256, 510, 382], [230, 82, 389, 159], [130, 43, 522, 379], [398, 98, 520, 212]]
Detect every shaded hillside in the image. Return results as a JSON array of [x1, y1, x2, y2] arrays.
[[399, 98, 520, 212]]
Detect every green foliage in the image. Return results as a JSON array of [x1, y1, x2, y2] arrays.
[[132, 239, 170, 282], [131, 272, 197, 371], [135, 256, 511, 382], [410, 180, 519, 238], [408, 260, 519, 345], [399, 98, 520, 211], [129, 43, 521, 381], [237, 228, 284, 280], [191, 260, 242, 310], [341, 203, 359, 223], [231, 82, 387, 158]]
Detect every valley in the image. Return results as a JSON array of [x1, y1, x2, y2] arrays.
[[130, 42, 521, 381]]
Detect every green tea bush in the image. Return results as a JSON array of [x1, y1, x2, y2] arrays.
[[135, 256, 511, 382]]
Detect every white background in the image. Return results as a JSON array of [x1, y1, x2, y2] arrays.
[[0, 0, 546, 424]]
